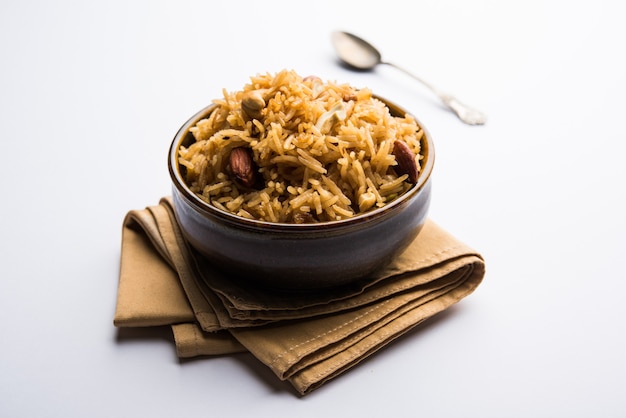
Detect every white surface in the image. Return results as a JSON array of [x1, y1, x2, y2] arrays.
[[1, 0, 625, 416]]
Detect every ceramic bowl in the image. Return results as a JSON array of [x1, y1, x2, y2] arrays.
[[168, 97, 434, 290]]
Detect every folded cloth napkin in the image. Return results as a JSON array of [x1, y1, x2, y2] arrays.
[[114, 197, 485, 395]]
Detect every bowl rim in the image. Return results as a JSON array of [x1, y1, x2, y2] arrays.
[[168, 95, 435, 231]]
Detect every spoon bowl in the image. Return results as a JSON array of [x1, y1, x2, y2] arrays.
[[331, 31, 487, 125], [331, 31, 382, 70]]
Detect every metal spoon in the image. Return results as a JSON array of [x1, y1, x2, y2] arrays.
[[331, 31, 487, 125]]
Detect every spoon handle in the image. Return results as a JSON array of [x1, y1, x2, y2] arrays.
[[438, 94, 488, 126], [384, 62, 487, 125]]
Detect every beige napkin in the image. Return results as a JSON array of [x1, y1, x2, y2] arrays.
[[114, 197, 485, 395]]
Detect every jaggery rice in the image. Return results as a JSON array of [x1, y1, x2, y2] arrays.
[[178, 69, 424, 223]]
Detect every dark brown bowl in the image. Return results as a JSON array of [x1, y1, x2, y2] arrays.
[[168, 97, 434, 290]]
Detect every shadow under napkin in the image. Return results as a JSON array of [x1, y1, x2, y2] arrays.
[[114, 197, 485, 395]]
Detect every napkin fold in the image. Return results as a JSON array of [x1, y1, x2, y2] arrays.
[[114, 197, 485, 395]]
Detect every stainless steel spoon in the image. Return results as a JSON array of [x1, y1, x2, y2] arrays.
[[331, 31, 487, 125]]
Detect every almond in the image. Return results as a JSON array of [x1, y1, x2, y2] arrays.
[[392, 140, 419, 184], [229, 147, 258, 188]]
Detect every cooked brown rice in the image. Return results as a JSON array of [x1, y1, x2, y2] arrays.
[[178, 69, 424, 223]]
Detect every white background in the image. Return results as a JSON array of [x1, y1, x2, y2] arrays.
[[1, 0, 625, 416]]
